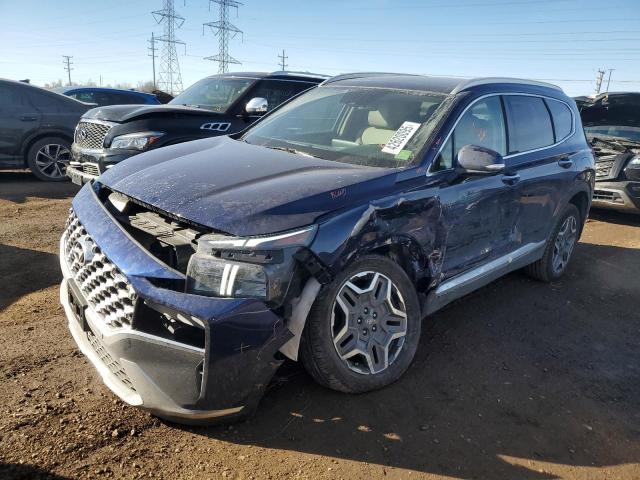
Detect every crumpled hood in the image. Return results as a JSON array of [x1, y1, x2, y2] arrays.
[[98, 136, 394, 236], [83, 103, 223, 123]]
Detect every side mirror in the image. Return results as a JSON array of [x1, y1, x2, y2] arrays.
[[456, 144, 505, 174], [245, 97, 268, 115]]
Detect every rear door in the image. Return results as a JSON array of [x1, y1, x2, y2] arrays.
[[502, 94, 578, 246], [0, 82, 40, 161]]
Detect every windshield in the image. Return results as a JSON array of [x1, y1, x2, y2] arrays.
[[584, 125, 640, 143], [170, 77, 255, 112], [243, 86, 449, 169]]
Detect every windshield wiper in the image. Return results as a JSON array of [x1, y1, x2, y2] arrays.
[[265, 146, 320, 158]]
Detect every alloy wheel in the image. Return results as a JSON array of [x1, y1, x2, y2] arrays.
[[34, 144, 70, 179], [552, 215, 578, 275], [331, 271, 408, 375]]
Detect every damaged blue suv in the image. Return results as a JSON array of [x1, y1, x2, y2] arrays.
[[60, 73, 594, 424]]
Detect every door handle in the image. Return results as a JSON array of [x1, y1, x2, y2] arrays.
[[20, 115, 37, 122], [558, 158, 573, 169], [501, 173, 520, 185]]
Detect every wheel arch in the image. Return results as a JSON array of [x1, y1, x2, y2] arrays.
[[21, 130, 74, 166]]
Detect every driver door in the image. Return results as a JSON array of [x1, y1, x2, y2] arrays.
[[435, 95, 520, 280]]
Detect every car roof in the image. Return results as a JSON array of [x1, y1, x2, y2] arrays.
[[321, 72, 562, 95], [0, 78, 88, 103], [206, 71, 329, 83], [55, 86, 155, 96]]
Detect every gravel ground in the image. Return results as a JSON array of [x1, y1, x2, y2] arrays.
[[1, 169, 639, 480]]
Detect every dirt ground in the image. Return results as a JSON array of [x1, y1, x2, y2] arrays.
[[1, 169, 639, 480]]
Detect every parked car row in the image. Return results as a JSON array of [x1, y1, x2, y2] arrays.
[[57, 72, 596, 425]]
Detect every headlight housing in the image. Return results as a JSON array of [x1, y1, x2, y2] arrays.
[[186, 225, 317, 300], [627, 156, 640, 168], [110, 132, 164, 150]]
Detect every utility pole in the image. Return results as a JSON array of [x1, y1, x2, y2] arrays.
[[152, 0, 185, 95], [278, 49, 288, 71], [203, 0, 242, 74], [605, 68, 615, 93], [148, 32, 157, 89], [594, 68, 606, 95], [62, 55, 73, 86]]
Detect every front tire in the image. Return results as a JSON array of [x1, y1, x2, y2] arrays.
[[300, 255, 421, 393], [524, 203, 581, 282], [27, 137, 71, 182]]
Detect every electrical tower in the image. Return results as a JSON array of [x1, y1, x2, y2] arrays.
[[605, 68, 615, 93], [278, 49, 288, 71], [62, 55, 73, 86], [152, 0, 185, 95], [203, 0, 242, 74], [148, 32, 157, 89], [594, 68, 606, 95]]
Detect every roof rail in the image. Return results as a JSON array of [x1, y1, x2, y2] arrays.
[[322, 72, 422, 84], [452, 77, 562, 94], [269, 70, 329, 79]]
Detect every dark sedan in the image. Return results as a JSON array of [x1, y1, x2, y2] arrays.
[[0, 79, 92, 181]]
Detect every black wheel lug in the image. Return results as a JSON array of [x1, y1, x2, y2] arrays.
[[372, 326, 377, 332], [357, 317, 362, 324], [362, 328, 368, 335], [363, 307, 369, 314], [372, 312, 377, 319]]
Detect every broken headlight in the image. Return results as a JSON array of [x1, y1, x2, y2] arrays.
[[186, 225, 317, 300]]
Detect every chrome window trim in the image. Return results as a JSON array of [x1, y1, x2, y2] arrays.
[[427, 92, 576, 175]]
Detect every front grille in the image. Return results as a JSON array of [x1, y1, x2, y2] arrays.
[[74, 121, 111, 149], [595, 155, 617, 179], [62, 210, 136, 329], [87, 330, 135, 391], [82, 162, 101, 177], [593, 190, 622, 203]]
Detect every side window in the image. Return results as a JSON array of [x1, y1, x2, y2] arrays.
[[432, 96, 506, 171], [504, 95, 554, 153], [545, 99, 573, 141], [248, 80, 313, 112], [72, 92, 95, 103], [26, 90, 64, 112], [0, 84, 27, 108]]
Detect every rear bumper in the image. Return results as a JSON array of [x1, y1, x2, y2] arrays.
[[592, 180, 640, 213], [59, 185, 292, 424]]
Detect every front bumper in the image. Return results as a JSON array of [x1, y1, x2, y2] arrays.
[[59, 184, 292, 424], [592, 180, 640, 213], [68, 144, 139, 183]]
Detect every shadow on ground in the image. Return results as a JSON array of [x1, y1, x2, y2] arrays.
[[0, 463, 72, 480], [0, 170, 79, 204], [185, 241, 640, 479], [0, 243, 62, 311], [589, 208, 640, 227]]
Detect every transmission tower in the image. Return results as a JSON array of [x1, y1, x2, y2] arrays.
[[278, 49, 288, 71], [594, 68, 606, 95], [203, 0, 242, 74], [62, 55, 73, 86], [152, 0, 185, 95]]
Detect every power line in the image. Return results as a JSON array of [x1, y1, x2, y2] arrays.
[[278, 49, 288, 71], [152, 0, 185, 95], [62, 55, 73, 86], [203, 0, 242, 74]]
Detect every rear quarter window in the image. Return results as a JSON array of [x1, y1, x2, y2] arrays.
[[545, 98, 573, 141], [504, 95, 554, 153]]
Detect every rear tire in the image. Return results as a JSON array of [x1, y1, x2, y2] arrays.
[[524, 203, 580, 282], [27, 137, 71, 182], [300, 255, 421, 393]]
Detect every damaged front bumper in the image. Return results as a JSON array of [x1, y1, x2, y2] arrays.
[[59, 185, 293, 424]]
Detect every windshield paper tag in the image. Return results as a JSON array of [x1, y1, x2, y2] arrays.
[[382, 122, 421, 155]]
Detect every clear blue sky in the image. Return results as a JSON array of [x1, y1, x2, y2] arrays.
[[1, 0, 639, 96]]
